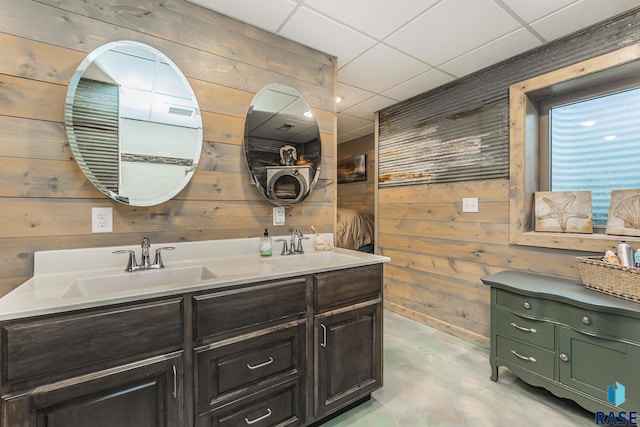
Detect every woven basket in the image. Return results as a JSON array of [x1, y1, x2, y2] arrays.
[[576, 256, 640, 303]]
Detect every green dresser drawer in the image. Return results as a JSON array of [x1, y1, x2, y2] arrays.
[[495, 289, 547, 317], [559, 305, 640, 345], [496, 335, 555, 379], [494, 307, 554, 350]]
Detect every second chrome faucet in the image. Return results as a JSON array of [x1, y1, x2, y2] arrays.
[[274, 229, 309, 255], [113, 237, 175, 272]]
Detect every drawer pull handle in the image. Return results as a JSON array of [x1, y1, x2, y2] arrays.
[[246, 357, 274, 370], [510, 322, 536, 333], [245, 408, 272, 425], [510, 349, 536, 363], [320, 324, 327, 347], [523, 302, 532, 309], [172, 365, 177, 399], [582, 316, 592, 325], [560, 353, 569, 362]]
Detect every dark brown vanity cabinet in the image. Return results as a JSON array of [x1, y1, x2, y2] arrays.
[[0, 298, 185, 427], [0, 263, 384, 426], [193, 277, 308, 426], [313, 264, 383, 419]]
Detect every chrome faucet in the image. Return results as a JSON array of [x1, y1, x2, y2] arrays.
[[290, 229, 309, 254], [113, 238, 175, 272]]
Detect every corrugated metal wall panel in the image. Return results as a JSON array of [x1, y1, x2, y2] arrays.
[[378, 8, 640, 188]]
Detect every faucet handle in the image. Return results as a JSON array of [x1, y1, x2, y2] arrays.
[[295, 236, 310, 254], [274, 239, 290, 255], [113, 250, 139, 272], [153, 247, 175, 268]]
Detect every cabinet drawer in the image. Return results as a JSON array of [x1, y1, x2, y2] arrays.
[[195, 322, 305, 413], [194, 278, 307, 340], [196, 378, 305, 427], [2, 298, 183, 385], [560, 305, 640, 344], [495, 289, 554, 318], [494, 307, 554, 350], [314, 264, 381, 310], [496, 335, 555, 379]]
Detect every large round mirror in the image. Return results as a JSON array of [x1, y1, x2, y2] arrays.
[[244, 83, 321, 207], [65, 41, 203, 206]]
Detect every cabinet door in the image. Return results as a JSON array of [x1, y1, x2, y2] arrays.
[[1, 352, 184, 427], [314, 301, 382, 418], [558, 326, 640, 411]]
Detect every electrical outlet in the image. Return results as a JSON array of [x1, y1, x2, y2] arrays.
[[92, 207, 113, 233], [273, 206, 285, 226], [462, 197, 479, 213]]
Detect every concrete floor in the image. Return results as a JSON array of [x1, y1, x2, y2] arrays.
[[321, 310, 595, 427]]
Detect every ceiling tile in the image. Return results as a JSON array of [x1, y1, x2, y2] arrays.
[[304, 0, 440, 39], [385, 0, 521, 65], [500, 0, 578, 23], [382, 68, 454, 100], [531, 0, 640, 41], [349, 123, 376, 137], [439, 28, 541, 78], [280, 7, 377, 64], [336, 83, 376, 112], [338, 132, 361, 144], [342, 95, 399, 119], [337, 113, 374, 133], [187, 0, 297, 32], [338, 44, 429, 93]]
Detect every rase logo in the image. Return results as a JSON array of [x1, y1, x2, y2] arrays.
[[610, 382, 626, 407], [595, 382, 637, 426]]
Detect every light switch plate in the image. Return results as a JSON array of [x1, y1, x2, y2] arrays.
[[462, 198, 479, 213], [273, 206, 285, 226]]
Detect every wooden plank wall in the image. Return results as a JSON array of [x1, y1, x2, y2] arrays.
[[337, 134, 375, 216], [0, 0, 336, 295], [378, 8, 640, 348]]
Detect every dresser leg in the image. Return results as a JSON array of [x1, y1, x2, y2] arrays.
[[490, 363, 498, 381]]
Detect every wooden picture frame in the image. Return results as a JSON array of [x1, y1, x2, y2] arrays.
[[534, 191, 593, 233], [337, 154, 366, 184], [606, 189, 640, 237]]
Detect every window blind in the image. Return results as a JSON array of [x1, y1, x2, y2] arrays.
[[550, 87, 640, 226]]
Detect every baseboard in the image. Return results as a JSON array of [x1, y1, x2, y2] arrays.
[[384, 301, 490, 349]]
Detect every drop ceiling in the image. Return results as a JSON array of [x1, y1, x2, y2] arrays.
[[187, 0, 640, 143]]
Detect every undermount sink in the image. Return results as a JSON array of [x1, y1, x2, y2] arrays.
[[63, 265, 217, 298], [261, 251, 359, 269]]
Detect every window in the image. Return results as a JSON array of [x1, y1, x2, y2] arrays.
[[509, 44, 640, 251], [541, 84, 640, 229]]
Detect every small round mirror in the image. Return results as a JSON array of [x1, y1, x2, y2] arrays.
[[244, 83, 321, 207], [65, 41, 203, 206]]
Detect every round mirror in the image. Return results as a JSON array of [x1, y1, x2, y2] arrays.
[[244, 83, 321, 207], [65, 41, 203, 206]]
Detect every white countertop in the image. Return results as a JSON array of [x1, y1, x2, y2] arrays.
[[0, 235, 389, 321]]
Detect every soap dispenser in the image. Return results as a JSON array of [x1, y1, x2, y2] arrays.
[[260, 228, 272, 257]]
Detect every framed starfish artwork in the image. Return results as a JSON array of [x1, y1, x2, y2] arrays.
[[534, 191, 593, 233], [606, 189, 640, 237]]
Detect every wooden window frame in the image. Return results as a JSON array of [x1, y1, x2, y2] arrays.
[[509, 43, 640, 252]]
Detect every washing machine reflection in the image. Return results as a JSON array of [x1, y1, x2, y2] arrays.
[[265, 165, 312, 206]]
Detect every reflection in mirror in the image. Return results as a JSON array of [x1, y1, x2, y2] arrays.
[[65, 41, 203, 206], [244, 83, 321, 206]]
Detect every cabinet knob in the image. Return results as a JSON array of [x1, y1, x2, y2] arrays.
[[581, 316, 592, 325], [523, 302, 532, 309], [559, 353, 569, 362]]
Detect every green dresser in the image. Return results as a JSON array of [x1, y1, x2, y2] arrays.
[[482, 270, 640, 413]]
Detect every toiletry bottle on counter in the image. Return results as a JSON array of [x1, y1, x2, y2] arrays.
[[617, 241, 633, 267], [635, 249, 640, 268], [260, 229, 272, 257]]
